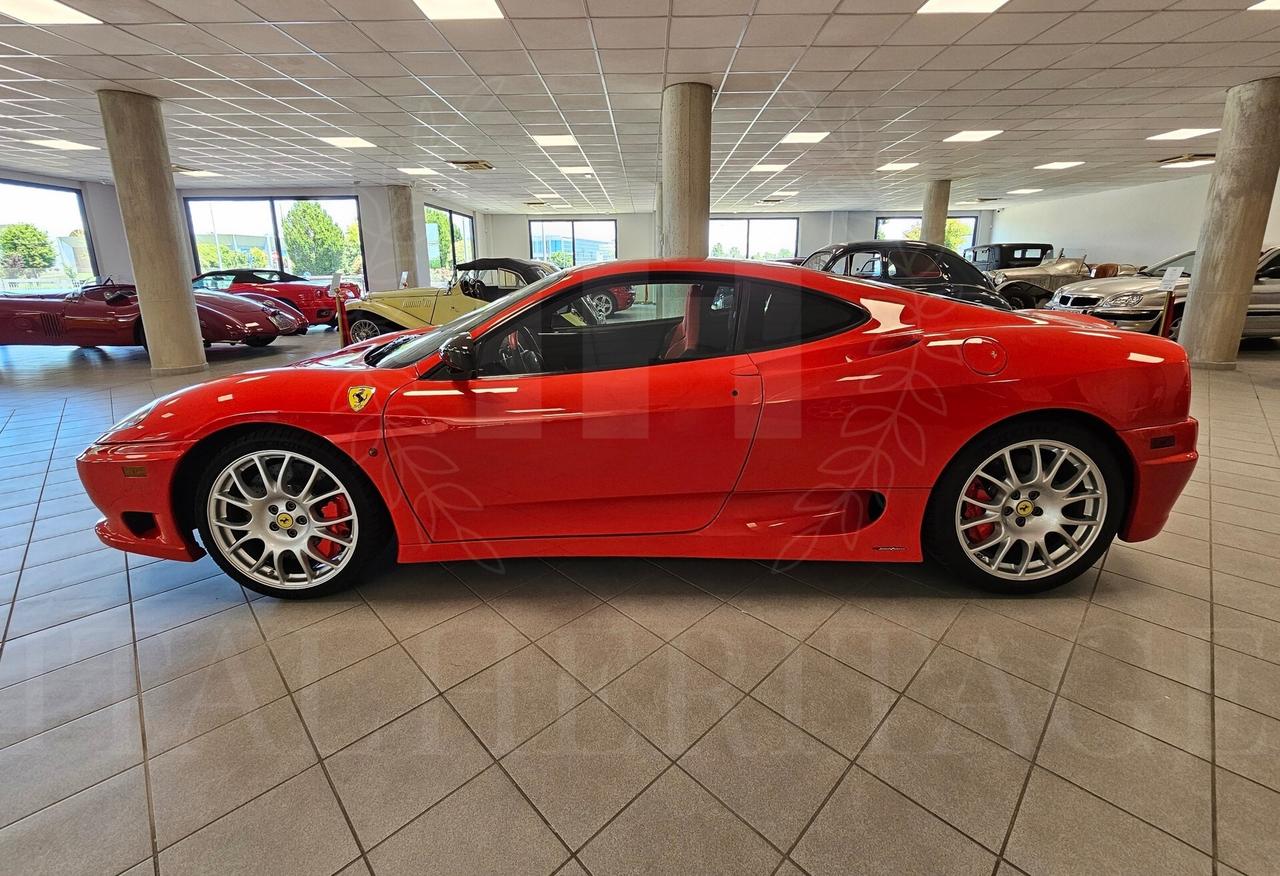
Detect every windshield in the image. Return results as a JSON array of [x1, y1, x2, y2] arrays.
[[373, 273, 562, 368], [1140, 251, 1196, 277]]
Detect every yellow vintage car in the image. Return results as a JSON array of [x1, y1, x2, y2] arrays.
[[344, 258, 561, 342]]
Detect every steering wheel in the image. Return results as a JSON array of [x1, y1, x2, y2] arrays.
[[497, 325, 544, 373]]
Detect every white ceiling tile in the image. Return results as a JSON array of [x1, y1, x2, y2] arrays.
[[513, 17, 595, 49], [146, 0, 258, 22], [353, 21, 449, 52]]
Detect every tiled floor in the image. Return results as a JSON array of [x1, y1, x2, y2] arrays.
[[1, 332, 1279, 875]]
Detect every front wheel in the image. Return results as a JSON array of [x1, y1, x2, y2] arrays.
[[586, 292, 615, 320], [195, 432, 392, 598], [349, 316, 391, 342], [924, 421, 1125, 593]]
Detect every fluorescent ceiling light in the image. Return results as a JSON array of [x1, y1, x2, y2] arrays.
[[558, 166, 592, 174], [750, 164, 789, 172], [1035, 161, 1084, 170], [0, 0, 98, 23], [1248, 1, 1280, 9], [24, 138, 98, 151], [772, 191, 799, 197], [944, 130, 1002, 142], [917, 0, 1009, 11], [317, 136, 375, 148], [1007, 188, 1043, 194], [780, 131, 829, 144], [878, 162, 919, 171], [1147, 128, 1219, 141], [398, 167, 439, 175], [1162, 159, 1215, 169], [412, 0, 503, 19], [179, 170, 221, 177], [531, 134, 578, 147]]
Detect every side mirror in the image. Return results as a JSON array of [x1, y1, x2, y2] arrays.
[[440, 332, 476, 377]]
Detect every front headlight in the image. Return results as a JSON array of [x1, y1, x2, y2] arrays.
[[990, 272, 1006, 286], [97, 399, 159, 443], [1102, 292, 1147, 308]]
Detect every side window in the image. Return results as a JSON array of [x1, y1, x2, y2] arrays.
[[250, 271, 279, 282], [841, 251, 885, 280], [801, 249, 832, 270], [740, 282, 867, 351], [886, 249, 943, 279], [197, 274, 233, 290], [473, 276, 738, 377]]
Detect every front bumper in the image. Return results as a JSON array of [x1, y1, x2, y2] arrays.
[[1117, 418, 1198, 542], [77, 441, 203, 562], [1045, 303, 1161, 333]]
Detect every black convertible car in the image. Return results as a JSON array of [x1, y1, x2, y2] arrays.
[[801, 240, 1014, 310]]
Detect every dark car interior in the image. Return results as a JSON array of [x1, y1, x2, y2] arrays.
[[965, 244, 1053, 271]]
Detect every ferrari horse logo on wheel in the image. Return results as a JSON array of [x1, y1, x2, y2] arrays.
[[347, 386, 375, 412]]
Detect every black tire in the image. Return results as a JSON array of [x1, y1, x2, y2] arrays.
[[349, 314, 396, 342], [194, 429, 393, 598], [1000, 284, 1039, 310], [923, 419, 1126, 594], [245, 336, 276, 347]]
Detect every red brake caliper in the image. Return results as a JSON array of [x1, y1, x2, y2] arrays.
[[961, 478, 995, 544], [312, 495, 352, 560]]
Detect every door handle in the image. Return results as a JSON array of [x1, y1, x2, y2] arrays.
[[730, 363, 759, 377]]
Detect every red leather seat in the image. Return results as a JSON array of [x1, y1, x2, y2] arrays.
[[662, 284, 712, 360]]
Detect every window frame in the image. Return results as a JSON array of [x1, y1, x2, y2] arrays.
[[709, 216, 800, 262], [737, 279, 871, 353], [528, 218, 619, 267], [183, 195, 369, 290], [873, 214, 980, 252], [425, 204, 476, 274], [0, 176, 99, 279]]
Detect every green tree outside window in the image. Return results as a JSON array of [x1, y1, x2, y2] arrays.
[[280, 201, 344, 276], [0, 223, 57, 277]]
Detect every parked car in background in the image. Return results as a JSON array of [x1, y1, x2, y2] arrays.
[[344, 258, 567, 341], [987, 254, 1138, 309], [0, 278, 303, 348], [1046, 247, 1280, 340], [192, 268, 361, 326], [965, 243, 1053, 272], [802, 240, 1013, 310]]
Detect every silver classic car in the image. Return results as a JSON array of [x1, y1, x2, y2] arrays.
[[987, 253, 1137, 309], [1045, 247, 1280, 339]]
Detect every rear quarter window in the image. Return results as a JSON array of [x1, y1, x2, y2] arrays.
[[741, 282, 868, 351]]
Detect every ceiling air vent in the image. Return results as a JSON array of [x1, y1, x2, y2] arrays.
[[755, 197, 784, 205], [448, 159, 494, 171], [525, 201, 547, 207], [975, 197, 1000, 203]]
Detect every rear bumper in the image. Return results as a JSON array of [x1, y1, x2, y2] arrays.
[[76, 441, 203, 562], [1117, 418, 1198, 542]]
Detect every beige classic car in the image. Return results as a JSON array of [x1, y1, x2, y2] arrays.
[[985, 251, 1137, 309]]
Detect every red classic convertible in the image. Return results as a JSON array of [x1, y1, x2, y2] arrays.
[[0, 279, 306, 349], [77, 258, 1197, 599], [192, 269, 361, 325]]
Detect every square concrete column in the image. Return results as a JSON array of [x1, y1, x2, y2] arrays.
[[920, 179, 952, 246], [97, 89, 207, 375], [1180, 76, 1280, 370], [659, 82, 712, 259], [387, 184, 418, 288]]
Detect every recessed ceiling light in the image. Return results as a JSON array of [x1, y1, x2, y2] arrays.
[[1007, 188, 1043, 194], [878, 162, 919, 171], [179, 170, 222, 177], [412, 0, 503, 19], [558, 166, 592, 174], [1035, 161, 1084, 170], [24, 138, 98, 151], [398, 167, 439, 175], [1147, 128, 1219, 141], [0, 0, 98, 23], [750, 164, 790, 172], [780, 131, 829, 144], [317, 136, 375, 148], [772, 191, 799, 197], [1248, 1, 1280, 9], [944, 130, 1002, 142], [917, 0, 1009, 11], [532, 134, 578, 147]]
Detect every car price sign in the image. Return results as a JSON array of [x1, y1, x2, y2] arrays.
[[1159, 266, 1183, 291]]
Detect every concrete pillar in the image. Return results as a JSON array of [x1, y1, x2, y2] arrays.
[[97, 90, 206, 375], [386, 185, 417, 288], [1180, 77, 1280, 370], [659, 82, 712, 259], [920, 179, 951, 246]]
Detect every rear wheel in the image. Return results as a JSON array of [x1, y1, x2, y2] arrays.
[[924, 421, 1125, 593], [195, 431, 391, 598], [245, 336, 276, 347], [586, 292, 615, 320]]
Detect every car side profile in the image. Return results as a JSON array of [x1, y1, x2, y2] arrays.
[[78, 258, 1196, 599], [193, 268, 361, 325]]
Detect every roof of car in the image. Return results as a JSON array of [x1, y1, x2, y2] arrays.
[[456, 257, 555, 273], [824, 240, 960, 255]]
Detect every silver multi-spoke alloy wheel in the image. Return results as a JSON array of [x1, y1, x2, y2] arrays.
[[206, 450, 359, 590], [587, 292, 614, 320], [954, 439, 1107, 582], [349, 318, 382, 342]]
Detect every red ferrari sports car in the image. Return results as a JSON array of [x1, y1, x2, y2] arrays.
[[193, 269, 361, 325], [77, 258, 1197, 599], [0, 279, 306, 349]]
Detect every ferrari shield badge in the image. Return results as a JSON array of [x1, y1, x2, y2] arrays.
[[347, 386, 375, 412]]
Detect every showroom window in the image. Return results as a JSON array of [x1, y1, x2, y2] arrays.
[[426, 204, 476, 286], [529, 219, 617, 268], [874, 215, 978, 252], [0, 178, 96, 294], [709, 218, 798, 261], [185, 196, 367, 291]]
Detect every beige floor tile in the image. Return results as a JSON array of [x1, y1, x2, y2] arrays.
[[837, 572, 966, 640], [671, 603, 797, 691], [1214, 546, 1280, 588], [728, 576, 842, 639], [1214, 604, 1280, 665], [1076, 604, 1211, 691], [325, 697, 492, 847], [607, 570, 722, 640], [267, 604, 396, 690], [157, 766, 359, 876], [249, 592, 363, 640], [0, 604, 134, 687], [490, 572, 600, 640], [1216, 768, 1280, 876], [358, 564, 479, 639], [445, 645, 590, 757], [579, 767, 779, 876], [368, 765, 568, 876], [598, 645, 741, 759], [942, 604, 1073, 690], [126, 555, 223, 601], [1037, 698, 1212, 852], [136, 603, 264, 690], [503, 698, 667, 850], [906, 646, 1053, 759], [0, 645, 135, 748], [550, 557, 677, 601], [131, 576, 245, 639], [652, 557, 782, 599], [753, 644, 897, 759], [5, 574, 129, 639], [1215, 699, 1280, 792], [859, 698, 1030, 851], [294, 645, 437, 756], [807, 603, 934, 691], [972, 591, 1087, 640], [1005, 768, 1210, 876], [1214, 645, 1280, 719], [149, 698, 316, 848], [1103, 545, 1210, 600], [793, 767, 995, 876], [442, 558, 556, 600], [1213, 573, 1280, 623], [401, 603, 528, 691], [539, 604, 662, 691], [1093, 572, 1210, 640]]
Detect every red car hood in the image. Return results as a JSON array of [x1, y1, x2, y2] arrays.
[[194, 290, 274, 317]]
